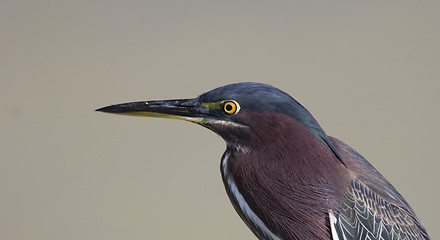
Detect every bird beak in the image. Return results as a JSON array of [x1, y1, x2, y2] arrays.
[[96, 98, 210, 123]]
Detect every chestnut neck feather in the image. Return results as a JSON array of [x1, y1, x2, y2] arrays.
[[217, 112, 347, 239]]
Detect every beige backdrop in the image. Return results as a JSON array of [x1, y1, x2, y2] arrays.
[[1, 1, 439, 239]]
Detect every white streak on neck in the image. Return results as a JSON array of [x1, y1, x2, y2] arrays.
[[222, 150, 281, 240], [329, 210, 340, 240]]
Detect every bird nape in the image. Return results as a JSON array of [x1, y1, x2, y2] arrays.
[[97, 82, 429, 240]]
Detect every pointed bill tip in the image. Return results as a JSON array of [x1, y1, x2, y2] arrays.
[[95, 105, 124, 113], [95, 106, 109, 112], [95, 101, 151, 114]]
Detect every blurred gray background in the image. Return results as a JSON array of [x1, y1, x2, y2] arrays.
[[1, 1, 439, 239]]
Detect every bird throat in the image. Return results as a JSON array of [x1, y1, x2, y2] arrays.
[[221, 149, 281, 240]]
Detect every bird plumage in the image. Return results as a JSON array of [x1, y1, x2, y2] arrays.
[[219, 111, 345, 239], [97, 82, 429, 240], [331, 137, 429, 240]]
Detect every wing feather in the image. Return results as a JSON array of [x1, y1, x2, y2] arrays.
[[330, 137, 430, 240], [336, 180, 429, 240]]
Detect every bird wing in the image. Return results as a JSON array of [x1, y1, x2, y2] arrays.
[[329, 137, 430, 240]]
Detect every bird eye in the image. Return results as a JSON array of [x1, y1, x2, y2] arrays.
[[222, 100, 240, 115]]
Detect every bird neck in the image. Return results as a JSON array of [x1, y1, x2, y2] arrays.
[[221, 112, 346, 239], [229, 111, 344, 182]]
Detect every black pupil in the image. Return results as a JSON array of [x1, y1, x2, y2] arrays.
[[225, 104, 233, 112]]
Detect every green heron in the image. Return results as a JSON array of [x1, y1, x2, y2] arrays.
[[97, 82, 429, 240]]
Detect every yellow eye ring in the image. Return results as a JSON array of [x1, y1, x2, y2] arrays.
[[222, 100, 240, 115]]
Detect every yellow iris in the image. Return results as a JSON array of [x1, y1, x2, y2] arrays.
[[223, 101, 239, 115]]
